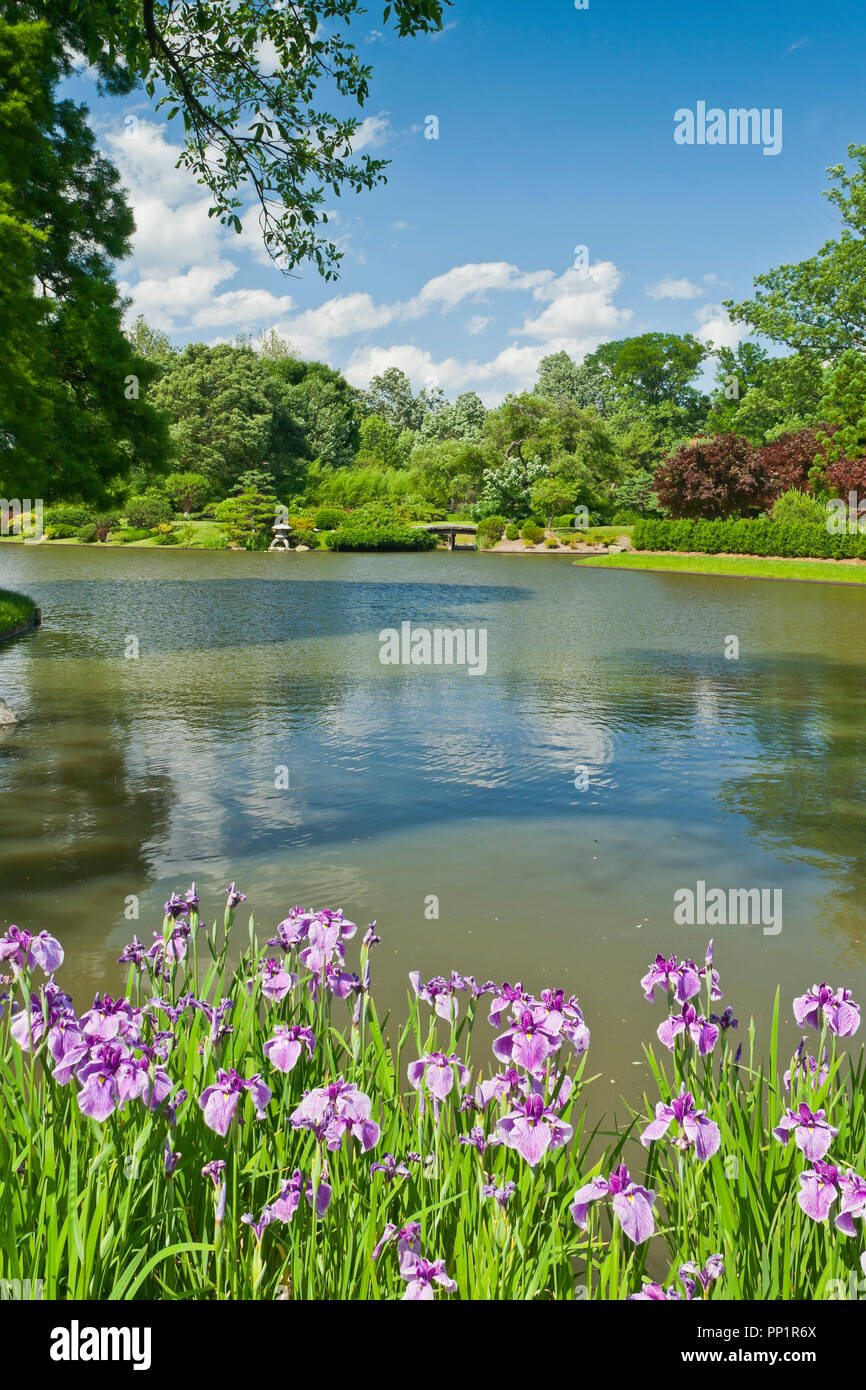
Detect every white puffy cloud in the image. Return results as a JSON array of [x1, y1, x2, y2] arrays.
[[349, 112, 393, 152], [645, 275, 704, 300], [514, 263, 632, 350], [694, 303, 743, 349], [99, 114, 637, 397]]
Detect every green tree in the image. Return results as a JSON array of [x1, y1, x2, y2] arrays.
[[164, 471, 211, 514], [127, 314, 175, 362], [725, 145, 866, 355], [817, 350, 866, 464], [360, 367, 424, 433], [267, 358, 359, 472], [530, 476, 574, 529], [23, 0, 448, 274], [150, 344, 310, 496], [534, 351, 617, 414], [215, 486, 281, 549], [356, 413, 401, 469], [0, 18, 168, 502], [706, 344, 827, 443]]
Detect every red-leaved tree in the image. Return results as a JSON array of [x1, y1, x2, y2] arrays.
[[825, 457, 866, 496], [654, 434, 768, 518], [758, 428, 829, 502]]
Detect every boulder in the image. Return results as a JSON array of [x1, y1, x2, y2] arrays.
[[0, 699, 17, 726]]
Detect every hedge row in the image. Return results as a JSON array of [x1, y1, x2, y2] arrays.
[[632, 518, 866, 560]]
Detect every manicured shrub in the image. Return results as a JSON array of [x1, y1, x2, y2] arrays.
[[611, 508, 642, 525], [43, 505, 93, 527], [476, 515, 508, 547], [655, 434, 768, 519], [116, 527, 153, 543], [520, 523, 545, 546], [632, 516, 866, 559], [75, 522, 99, 543], [126, 494, 172, 529], [324, 509, 438, 552], [554, 513, 576, 529], [313, 507, 345, 531], [544, 535, 560, 548], [771, 490, 826, 527], [505, 523, 520, 540]]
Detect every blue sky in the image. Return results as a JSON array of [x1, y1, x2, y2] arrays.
[[67, 0, 866, 401]]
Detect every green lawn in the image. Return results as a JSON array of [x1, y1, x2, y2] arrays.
[[576, 551, 866, 584], [0, 588, 36, 635]]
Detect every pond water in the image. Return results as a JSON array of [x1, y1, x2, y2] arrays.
[[1, 544, 865, 1120]]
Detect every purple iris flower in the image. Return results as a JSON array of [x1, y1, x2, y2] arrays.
[[498, 1092, 572, 1167], [0, 926, 64, 975], [241, 1208, 274, 1241], [80, 994, 140, 1044], [372, 1221, 421, 1262], [362, 924, 381, 949], [400, 1254, 457, 1301], [198, 1068, 272, 1136], [264, 1024, 316, 1073], [680, 1253, 725, 1293], [794, 984, 860, 1038], [164, 1137, 181, 1176], [798, 1161, 843, 1222], [711, 1006, 738, 1032], [269, 1168, 332, 1222], [482, 1176, 516, 1210], [640, 954, 701, 1005], [630, 1254, 723, 1301], [163, 893, 190, 921], [532, 989, 591, 1053], [118, 937, 147, 968], [226, 883, 246, 909], [11, 987, 74, 1051], [370, 1153, 411, 1181], [290, 1076, 379, 1152], [570, 1164, 657, 1245], [188, 997, 234, 1045], [773, 1103, 838, 1161], [835, 1171, 866, 1236], [488, 982, 530, 1028], [307, 960, 362, 1003], [268, 907, 318, 951], [47, 1017, 89, 1085], [202, 1160, 226, 1187], [256, 957, 297, 1003], [784, 1042, 829, 1090], [76, 1044, 142, 1120], [407, 1051, 471, 1111], [409, 972, 465, 1023], [458, 1125, 503, 1155], [300, 919, 348, 974], [640, 1086, 721, 1161], [658, 1003, 719, 1056], [492, 1007, 563, 1074], [473, 1067, 524, 1110], [629, 1282, 685, 1301]]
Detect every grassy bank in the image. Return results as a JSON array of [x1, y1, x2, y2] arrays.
[[0, 588, 36, 637], [576, 552, 866, 585], [1, 887, 863, 1300]]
